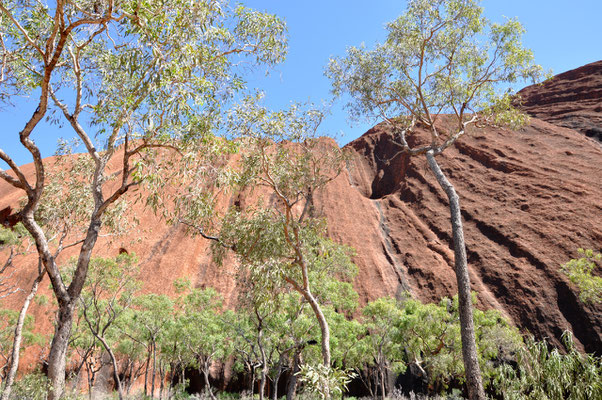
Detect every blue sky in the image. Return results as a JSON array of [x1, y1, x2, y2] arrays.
[[2, 0, 601, 167]]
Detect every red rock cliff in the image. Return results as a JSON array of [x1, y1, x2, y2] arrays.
[[1, 63, 601, 359]]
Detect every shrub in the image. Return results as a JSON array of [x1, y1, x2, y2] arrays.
[[491, 332, 602, 399]]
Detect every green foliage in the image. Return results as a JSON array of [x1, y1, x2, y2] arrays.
[[219, 210, 357, 302], [80, 253, 141, 310], [0, 308, 44, 376], [337, 295, 522, 394], [328, 0, 544, 146], [561, 249, 602, 304], [7, 370, 49, 400], [230, 94, 344, 186], [127, 293, 175, 343], [0, 224, 27, 248], [297, 364, 356, 400], [361, 297, 406, 371], [492, 333, 602, 400], [1, 0, 287, 136], [171, 285, 233, 370], [398, 296, 522, 391]]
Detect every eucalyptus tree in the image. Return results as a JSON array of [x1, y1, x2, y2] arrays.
[[0, 226, 22, 301], [68, 313, 104, 399], [0, 308, 40, 392], [172, 285, 232, 400], [179, 97, 354, 400], [234, 269, 350, 400], [112, 322, 147, 396], [0, 224, 47, 400], [360, 298, 405, 400], [77, 254, 140, 400], [213, 96, 352, 372], [328, 1, 543, 398], [235, 269, 282, 400], [122, 293, 174, 398], [0, 1, 286, 398]]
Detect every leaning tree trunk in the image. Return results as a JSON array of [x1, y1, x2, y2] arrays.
[[97, 336, 124, 400], [202, 360, 216, 400], [299, 285, 330, 367], [425, 150, 485, 400], [0, 268, 45, 400]]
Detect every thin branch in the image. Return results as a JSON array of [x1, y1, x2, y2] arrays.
[[0, 3, 45, 57], [0, 150, 31, 191], [178, 219, 232, 249]]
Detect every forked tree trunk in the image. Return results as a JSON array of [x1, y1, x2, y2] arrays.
[[425, 150, 485, 400], [271, 368, 282, 400], [0, 268, 45, 400], [202, 364, 216, 400], [97, 336, 124, 400]]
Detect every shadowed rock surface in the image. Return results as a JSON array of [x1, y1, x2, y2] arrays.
[[518, 60, 602, 141], [339, 117, 601, 354], [1, 63, 601, 369]]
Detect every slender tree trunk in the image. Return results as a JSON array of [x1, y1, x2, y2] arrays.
[[96, 336, 124, 400], [249, 364, 255, 395], [47, 301, 77, 400], [271, 369, 282, 400], [258, 324, 267, 400], [73, 346, 94, 392], [379, 367, 386, 400], [151, 341, 157, 398], [271, 355, 286, 400], [159, 362, 165, 400], [259, 364, 267, 400], [126, 361, 133, 395], [302, 290, 330, 367], [425, 150, 485, 400], [0, 268, 45, 400], [286, 350, 301, 400], [86, 360, 96, 400], [202, 364, 216, 400], [144, 350, 151, 396]]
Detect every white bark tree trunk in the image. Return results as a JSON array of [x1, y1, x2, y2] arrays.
[[0, 268, 45, 400], [425, 150, 485, 400]]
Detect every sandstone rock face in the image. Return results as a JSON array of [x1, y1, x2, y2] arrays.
[[518, 60, 602, 141], [1, 63, 601, 363], [339, 118, 601, 354]]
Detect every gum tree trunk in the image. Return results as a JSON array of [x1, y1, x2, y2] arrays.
[[303, 290, 331, 368], [425, 150, 485, 400], [47, 301, 77, 399], [258, 323, 267, 400], [0, 268, 45, 400], [286, 350, 301, 400]]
